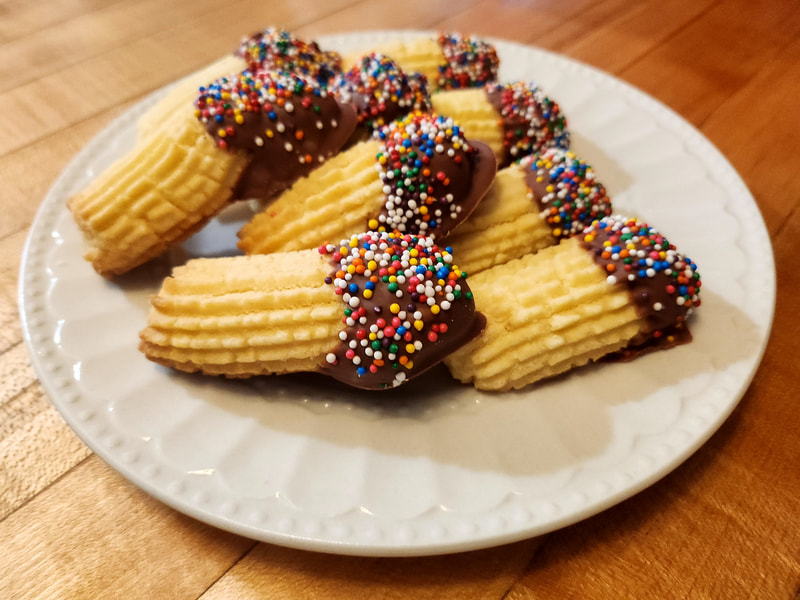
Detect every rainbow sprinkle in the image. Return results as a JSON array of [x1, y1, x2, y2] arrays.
[[319, 231, 471, 388], [582, 216, 702, 331], [486, 81, 570, 165], [195, 70, 333, 157], [436, 33, 499, 90], [524, 148, 613, 239], [236, 27, 342, 86], [332, 53, 429, 132], [372, 113, 475, 236]]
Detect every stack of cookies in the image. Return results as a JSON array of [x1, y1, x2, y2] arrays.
[[68, 28, 702, 392]]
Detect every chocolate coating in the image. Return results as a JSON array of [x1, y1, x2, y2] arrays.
[[523, 149, 613, 239], [236, 27, 342, 86], [436, 33, 499, 90], [580, 216, 701, 350], [332, 53, 430, 134], [486, 81, 570, 167], [319, 232, 486, 389], [373, 113, 497, 238], [196, 70, 358, 201]]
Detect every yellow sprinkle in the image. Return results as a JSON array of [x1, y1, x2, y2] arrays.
[[390, 303, 400, 314], [389, 275, 397, 283], [405, 360, 414, 370], [546, 185, 554, 193], [409, 249, 419, 257], [405, 344, 416, 354], [367, 260, 377, 271], [369, 333, 377, 341], [413, 320, 424, 331], [347, 265, 356, 274], [430, 305, 440, 315], [266, 130, 274, 138], [368, 219, 379, 229], [419, 206, 428, 215], [235, 115, 244, 125], [363, 289, 373, 299]]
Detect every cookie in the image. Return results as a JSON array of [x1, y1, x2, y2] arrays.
[[140, 231, 485, 389], [445, 216, 702, 390], [69, 70, 357, 277], [68, 110, 249, 277]]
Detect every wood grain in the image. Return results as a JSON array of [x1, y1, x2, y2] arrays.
[[1, 0, 798, 597], [0, 456, 254, 599]]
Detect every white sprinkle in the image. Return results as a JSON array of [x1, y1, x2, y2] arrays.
[[325, 353, 336, 364]]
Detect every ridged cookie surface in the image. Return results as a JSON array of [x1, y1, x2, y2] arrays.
[[446, 216, 702, 391], [139, 250, 341, 376], [445, 164, 556, 275], [68, 111, 248, 277], [430, 88, 504, 158], [237, 140, 384, 255], [445, 241, 642, 391]]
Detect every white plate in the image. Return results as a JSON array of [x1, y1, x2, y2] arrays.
[[19, 31, 775, 556]]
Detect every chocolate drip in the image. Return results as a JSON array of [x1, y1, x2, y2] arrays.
[[580, 217, 702, 353], [196, 71, 358, 201], [318, 232, 486, 390], [485, 82, 570, 167]]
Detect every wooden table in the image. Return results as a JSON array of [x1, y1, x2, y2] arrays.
[[2, 0, 798, 597]]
